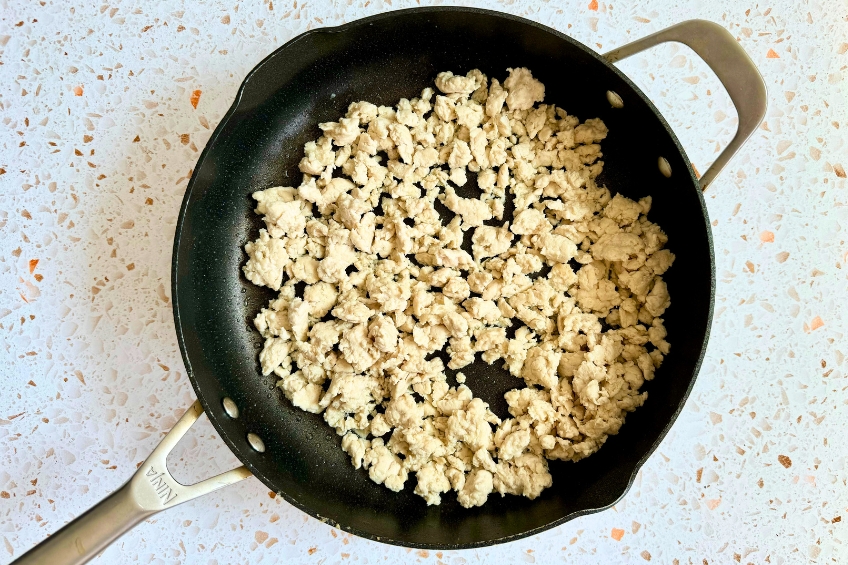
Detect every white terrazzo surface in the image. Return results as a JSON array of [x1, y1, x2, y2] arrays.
[[2, 0, 848, 563]]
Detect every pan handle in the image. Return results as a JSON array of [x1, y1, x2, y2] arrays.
[[604, 19, 767, 191], [13, 400, 252, 565]]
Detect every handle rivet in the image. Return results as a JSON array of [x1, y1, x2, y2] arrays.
[[606, 90, 624, 108], [658, 157, 672, 178], [247, 433, 266, 453], [222, 397, 239, 419]]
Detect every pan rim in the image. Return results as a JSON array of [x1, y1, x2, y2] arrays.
[[171, 5, 716, 549]]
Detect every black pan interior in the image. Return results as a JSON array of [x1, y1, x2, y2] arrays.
[[172, 7, 714, 549]]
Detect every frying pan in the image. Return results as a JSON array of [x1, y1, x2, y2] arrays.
[[15, 8, 766, 564]]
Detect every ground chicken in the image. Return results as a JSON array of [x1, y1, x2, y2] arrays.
[[243, 67, 673, 508]]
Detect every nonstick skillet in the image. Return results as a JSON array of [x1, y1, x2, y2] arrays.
[[15, 8, 766, 564]]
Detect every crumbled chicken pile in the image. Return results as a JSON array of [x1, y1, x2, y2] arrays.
[[244, 68, 674, 507]]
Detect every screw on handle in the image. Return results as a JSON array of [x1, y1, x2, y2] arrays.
[[604, 20, 767, 191], [12, 400, 252, 565]]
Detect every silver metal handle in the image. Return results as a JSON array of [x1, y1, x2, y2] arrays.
[[604, 19, 767, 191], [13, 401, 252, 565]]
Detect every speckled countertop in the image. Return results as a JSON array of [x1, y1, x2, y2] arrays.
[[1, 0, 847, 563]]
